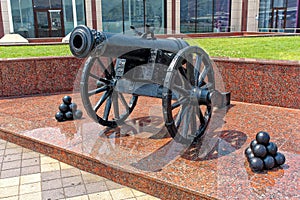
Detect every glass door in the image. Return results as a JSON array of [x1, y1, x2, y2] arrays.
[[272, 8, 286, 31], [36, 11, 50, 37], [35, 9, 64, 37]]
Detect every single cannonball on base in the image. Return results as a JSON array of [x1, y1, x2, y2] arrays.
[[266, 142, 278, 156], [59, 103, 69, 113], [62, 96, 72, 105], [74, 110, 83, 119], [247, 152, 255, 161], [249, 157, 264, 172], [256, 131, 270, 145], [245, 147, 252, 155], [274, 152, 286, 166], [263, 155, 275, 170], [65, 111, 73, 120], [55, 112, 64, 122], [252, 144, 267, 158]]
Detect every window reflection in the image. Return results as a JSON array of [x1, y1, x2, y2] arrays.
[[180, 0, 231, 33], [101, 0, 164, 33]]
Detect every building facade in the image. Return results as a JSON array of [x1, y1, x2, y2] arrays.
[[0, 0, 299, 38]]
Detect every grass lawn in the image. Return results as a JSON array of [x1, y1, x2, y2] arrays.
[[186, 36, 300, 61], [0, 36, 300, 61]]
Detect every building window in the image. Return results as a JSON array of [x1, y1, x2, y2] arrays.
[[10, 0, 85, 38], [258, 0, 299, 32], [101, 0, 165, 34], [11, 0, 35, 38], [180, 0, 231, 33]]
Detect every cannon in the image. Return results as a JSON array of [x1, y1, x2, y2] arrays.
[[69, 25, 230, 143]]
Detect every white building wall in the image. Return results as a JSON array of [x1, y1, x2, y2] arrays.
[[175, 0, 180, 34], [166, 0, 172, 34], [247, 0, 259, 31], [1, 0, 11, 34], [85, 0, 93, 28], [231, 0, 243, 32], [96, 0, 102, 31]]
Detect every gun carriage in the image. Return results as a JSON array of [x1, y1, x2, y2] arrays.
[[69, 25, 230, 143]]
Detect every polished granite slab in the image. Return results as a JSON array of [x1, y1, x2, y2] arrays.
[[0, 93, 299, 199]]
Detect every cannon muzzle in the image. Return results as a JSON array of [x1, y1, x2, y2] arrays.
[[69, 25, 189, 58]]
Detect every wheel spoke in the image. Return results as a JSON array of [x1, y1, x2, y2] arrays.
[[195, 106, 206, 125], [119, 93, 130, 113], [173, 85, 189, 96], [198, 66, 209, 86], [194, 55, 202, 86], [88, 85, 108, 97], [89, 72, 101, 80], [175, 104, 189, 128], [112, 92, 120, 119], [190, 107, 197, 136], [96, 58, 112, 79], [103, 96, 112, 121], [182, 106, 192, 138], [171, 97, 187, 110], [93, 91, 111, 112]]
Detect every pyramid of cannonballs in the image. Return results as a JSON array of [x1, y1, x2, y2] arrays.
[[245, 131, 285, 172], [55, 96, 83, 122]]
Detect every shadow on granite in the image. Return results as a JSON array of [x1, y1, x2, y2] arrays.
[[0, 93, 299, 199]]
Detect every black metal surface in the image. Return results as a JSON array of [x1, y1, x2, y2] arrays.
[[69, 25, 230, 143]]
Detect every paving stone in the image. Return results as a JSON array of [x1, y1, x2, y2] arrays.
[[42, 178, 63, 191], [6, 143, 19, 149], [41, 170, 61, 181], [0, 149, 4, 156], [0, 185, 19, 198], [0, 176, 20, 187], [19, 192, 42, 200], [0, 168, 21, 178], [20, 173, 41, 184], [22, 157, 40, 167], [41, 162, 60, 172], [42, 188, 65, 200], [21, 165, 41, 175], [2, 160, 21, 170], [4, 147, 22, 155], [64, 184, 87, 198], [22, 151, 40, 160], [105, 180, 125, 190], [3, 154, 22, 162], [19, 182, 41, 195], [82, 171, 106, 184], [85, 181, 108, 194], [109, 188, 135, 200], [89, 191, 112, 200], [61, 168, 81, 178], [62, 175, 83, 188]]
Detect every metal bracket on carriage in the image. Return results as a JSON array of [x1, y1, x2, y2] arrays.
[[210, 91, 231, 109]]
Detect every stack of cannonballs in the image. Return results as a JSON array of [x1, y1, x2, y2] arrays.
[[55, 95, 83, 122], [245, 131, 285, 172]]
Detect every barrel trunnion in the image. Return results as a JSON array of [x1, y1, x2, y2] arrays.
[[69, 25, 230, 143]]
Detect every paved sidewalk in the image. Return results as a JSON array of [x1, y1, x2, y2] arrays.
[[0, 139, 160, 200]]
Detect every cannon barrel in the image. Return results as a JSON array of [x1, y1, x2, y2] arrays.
[[69, 25, 189, 58]]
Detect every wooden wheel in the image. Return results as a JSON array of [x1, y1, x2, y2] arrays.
[[162, 46, 215, 143], [81, 56, 138, 127]]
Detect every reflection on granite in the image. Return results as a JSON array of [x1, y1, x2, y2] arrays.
[[0, 93, 299, 199]]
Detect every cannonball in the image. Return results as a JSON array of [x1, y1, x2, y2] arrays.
[[256, 131, 270, 145], [245, 147, 252, 155], [274, 152, 286, 166], [74, 110, 83, 119], [266, 142, 278, 156], [247, 152, 255, 161], [252, 144, 267, 158], [263, 155, 275, 170], [250, 140, 258, 150], [55, 111, 64, 122], [62, 95, 72, 105], [59, 103, 69, 113], [65, 111, 73, 120], [69, 103, 77, 112], [249, 157, 264, 172]]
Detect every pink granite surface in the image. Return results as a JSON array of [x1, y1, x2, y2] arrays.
[[0, 93, 299, 199], [1, 57, 299, 109]]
